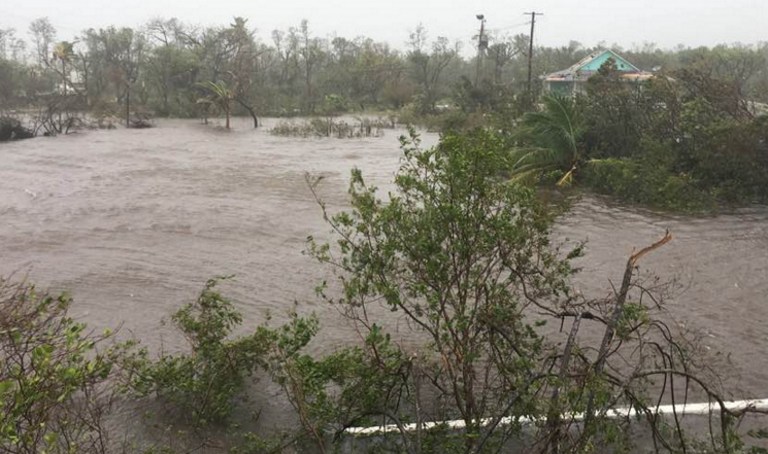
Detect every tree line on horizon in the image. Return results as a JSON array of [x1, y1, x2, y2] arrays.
[[1, 16, 767, 123]]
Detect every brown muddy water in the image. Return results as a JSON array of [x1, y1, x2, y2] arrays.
[[1, 117, 767, 424]]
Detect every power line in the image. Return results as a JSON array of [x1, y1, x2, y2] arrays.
[[486, 21, 530, 34]]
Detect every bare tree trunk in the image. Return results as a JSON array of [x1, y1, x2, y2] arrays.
[[125, 84, 131, 128], [235, 97, 259, 128]]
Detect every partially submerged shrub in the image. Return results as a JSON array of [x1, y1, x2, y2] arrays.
[[295, 129, 763, 452], [269, 117, 388, 138], [0, 279, 120, 454], [582, 157, 714, 211], [0, 116, 34, 141], [123, 278, 276, 427]]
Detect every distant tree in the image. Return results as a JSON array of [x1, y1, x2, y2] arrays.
[[486, 36, 519, 85], [675, 46, 765, 122], [298, 20, 325, 114], [144, 18, 200, 116], [580, 58, 653, 158], [28, 18, 56, 67], [406, 24, 459, 113], [51, 41, 75, 94], [224, 17, 261, 127], [0, 28, 26, 62]]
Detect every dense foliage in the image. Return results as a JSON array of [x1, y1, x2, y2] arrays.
[[122, 278, 275, 427], [0, 280, 121, 454], [2, 17, 767, 132], [510, 56, 768, 209]]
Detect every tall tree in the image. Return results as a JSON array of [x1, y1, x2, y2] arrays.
[[298, 20, 325, 114], [28, 18, 56, 67], [51, 41, 75, 95], [407, 24, 459, 113], [224, 17, 261, 127]]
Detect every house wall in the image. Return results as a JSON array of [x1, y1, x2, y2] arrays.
[[545, 81, 574, 96]]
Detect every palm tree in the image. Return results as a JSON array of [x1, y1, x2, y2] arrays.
[[510, 94, 584, 186], [196, 81, 234, 129], [51, 41, 77, 132], [52, 41, 75, 95]]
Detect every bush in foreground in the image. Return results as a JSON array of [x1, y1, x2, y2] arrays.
[[0, 280, 121, 454]]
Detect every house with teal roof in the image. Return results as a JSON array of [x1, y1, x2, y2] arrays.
[[542, 49, 653, 96]]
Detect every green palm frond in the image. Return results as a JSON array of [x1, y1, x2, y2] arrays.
[[196, 81, 233, 112], [197, 81, 232, 101], [509, 94, 584, 186], [510, 146, 569, 173], [522, 94, 581, 158]]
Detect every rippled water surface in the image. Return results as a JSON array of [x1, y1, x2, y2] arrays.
[[1, 118, 766, 402]]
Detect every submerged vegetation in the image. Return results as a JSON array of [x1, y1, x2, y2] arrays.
[[2, 130, 767, 452], [269, 116, 393, 138]]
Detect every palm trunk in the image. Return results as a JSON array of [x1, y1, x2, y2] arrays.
[[125, 84, 131, 128]]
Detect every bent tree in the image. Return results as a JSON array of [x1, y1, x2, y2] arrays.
[[297, 128, 765, 453]]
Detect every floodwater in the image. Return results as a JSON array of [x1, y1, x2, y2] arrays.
[[1, 117, 766, 409]]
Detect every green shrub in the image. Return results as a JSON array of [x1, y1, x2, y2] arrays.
[[270, 118, 385, 138], [0, 280, 121, 453], [124, 278, 274, 427], [582, 157, 714, 211]]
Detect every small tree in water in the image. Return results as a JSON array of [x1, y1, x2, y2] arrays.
[[306, 129, 577, 451], [197, 81, 234, 129], [299, 128, 764, 453]]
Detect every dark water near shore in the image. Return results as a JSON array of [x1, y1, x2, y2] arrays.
[[1, 117, 766, 410]]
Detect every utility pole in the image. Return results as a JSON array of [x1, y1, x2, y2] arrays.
[[475, 14, 487, 86], [524, 11, 543, 101]]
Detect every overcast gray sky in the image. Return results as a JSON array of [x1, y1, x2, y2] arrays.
[[2, 0, 766, 51]]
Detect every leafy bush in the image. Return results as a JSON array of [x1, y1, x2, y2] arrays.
[[684, 117, 768, 203], [124, 278, 274, 427], [0, 280, 120, 454], [269, 118, 386, 138], [304, 128, 579, 451], [265, 316, 410, 451], [295, 129, 761, 452], [581, 157, 714, 211]]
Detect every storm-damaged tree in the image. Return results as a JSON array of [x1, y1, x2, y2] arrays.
[[143, 18, 201, 117], [406, 24, 459, 113], [298, 20, 325, 114], [28, 18, 56, 68], [80, 27, 145, 127], [196, 80, 234, 129], [288, 128, 768, 453], [223, 17, 261, 128]]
